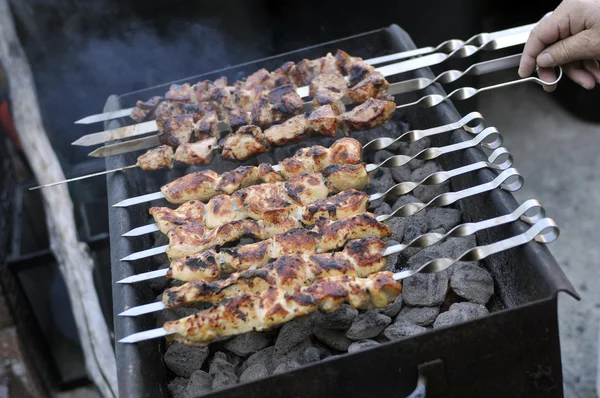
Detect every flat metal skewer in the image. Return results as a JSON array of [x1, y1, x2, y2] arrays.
[[118, 216, 559, 343], [76, 17, 548, 126]]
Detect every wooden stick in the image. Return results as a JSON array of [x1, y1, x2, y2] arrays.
[[0, 1, 118, 397]]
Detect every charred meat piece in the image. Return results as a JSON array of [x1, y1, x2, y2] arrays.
[[161, 170, 220, 204], [310, 72, 347, 114], [348, 60, 375, 86], [136, 145, 174, 171], [322, 164, 369, 193], [250, 92, 273, 129], [292, 53, 339, 86], [269, 61, 295, 87], [220, 125, 268, 161], [224, 106, 251, 132], [269, 84, 304, 124], [157, 114, 196, 147], [174, 137, 218, 166], [244, 68, 272, 90], [165, 83, 196, 104], [130, 96, 164, 122], [163, 272, 401, 346], [155, 102, 221, 129], [328, 137, 363, 165], [257, 164, 286, 183], [193, 80, 214, 103], [194, 111, 220, 141], [306, 105, 339, 137], [264, 114, 309, 146], [302, 189, 369, 225], [215, 166, 261, 195], [150, 200, 206, 234], [343, 98, 396, 132], [345, 71, 391, 104], [238, 86, 268, 112]]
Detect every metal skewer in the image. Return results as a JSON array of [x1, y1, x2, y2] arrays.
[[119, 166, 522, 262], [75, 17, 547, 126], [72, 52, 522, 148], [118, 216, 559, 343], [111, 111, 487, 209]]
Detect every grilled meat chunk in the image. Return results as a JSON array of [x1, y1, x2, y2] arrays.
[[345, 71, 391, 104], [306, 105, 339, 137], [310, 72, 347, 114], [165, 83, 195, 103], [269, 61, 295, 87], [244, 68, 272, 90], [194, 111, 220, 140], [193, 80, 214, 103], [220, 125, 268, 161], [302, 189, 369, 225], [250, 92, 273, 129], [322, 163, 369, 193], [224, 106, 250, 132], [215, 166, 261, 195], [343, 98, 396, 132], [155, 102, 221, 126], [161, 170, 220, 204], [174, 137, 218, 166], [130, 96, 163, 122], [264, 114, 309, 146], [136, 145, 174, 171], [157, 114, 196, 147], [150, 200, 206, 234], [292, 53, 339, 86], [163, 272, 401, 346], [269, 84, 303, 124]]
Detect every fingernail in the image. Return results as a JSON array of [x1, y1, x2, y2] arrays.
[[518, 67, 526, 78], [537, 52, 554, 67]]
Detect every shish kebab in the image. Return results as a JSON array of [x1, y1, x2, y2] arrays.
[[121, 164, 521, 263], [114, 112, 487, 208], [122, 128, 505, 239], [75, 52, 523, 149], [120, 199, 546, 317], [76, 19, 542, 125], [119, 216, 559, 345]]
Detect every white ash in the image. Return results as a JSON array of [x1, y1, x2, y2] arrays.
[[346, 310, 391, 340], [383, 240, 401, 272], [272, 319, 313, 366], [164, 343, 209, 378], [450, 264, 494, 304], [383, 319, 429, 341], [347, 340, 380, 354], [396, 306, 440, 327], [209, 352, 238, 390], [238, 346, 275, 375], [186, 370, 212, 397], [239, 364, 269, 383], [433, 302, 489, 329], [168, 377, 190, 398]]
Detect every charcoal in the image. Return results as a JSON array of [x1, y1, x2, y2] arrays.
[[392, 194, 422, 211], [383, 319, 429, 341], [398, 137, 431, 157], [239, 346, 275, 375], [433, 302, 489, 329], [273, 319, 313, 366], [311, 305, 358, 330], [411, 162, 450, 202], [426, 207, 462, 232], [450, 263, 494, 304], [301, 347, 321, 364], [372, 202, 392, 217], [273, 361, 301, 375], [313, 327, 353, 351], [376, 293, 403, 317], [168, 378, 190, 398], [399, 247, 421, 262], [239, 364, 269, 383], [346, 310, 391, 340], [186, 371, 212, 396], [366, 168, 394, 195], [209, 352, 238, 390], [150, 264, 171, 292], [225, 332, 271, 357], [373, 149, 395, 165], [396, 306, 440, 326], [383, 240, 401, 271], [347, 340, 380, 354], [164, 343, 210, 377], [386, 217, 405, 243], [391, 165, 412, 183]]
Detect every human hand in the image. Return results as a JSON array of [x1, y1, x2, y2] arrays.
[[518, 0, 600, 91]]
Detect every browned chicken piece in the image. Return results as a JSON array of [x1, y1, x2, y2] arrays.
[[238, 86, 268, 111], [310, 72, 347, 114], [149, 200, 206, 234], [163, 271, 401, 346], [269, 61, 295, 87], [161, 170, 220, 204], [165, 213, 391, 282], [194, 111, 220, 140], [243, 68, 272, 90], [164, 236, 387, 308], [250, 92, 273, 129], [165, 83, 196, 104], [155, 102, 221, 127], [215, 166, 261, 195], [224, 106, 250, 132], [345, 71, 391, 104], [342, 98, 396, 132], [321, 163, 369, 193], [257, 164, 286, 183], [264, 114, 309, 146], [293, 53, 339, 86], [220, 125, 268, 161], [130, 96, 164, 122], [306, 105, 340, 137], [193, 80, 214, 103], [136, 145, 174, 171], [174, 137, 218, 166], [301, 189, 369, 225], [157, 114, 196, 147], [269, 84, 304, 124], [348, 60, 375, 86], [328, 137, 363, 165], [205, 194, 237, 228]]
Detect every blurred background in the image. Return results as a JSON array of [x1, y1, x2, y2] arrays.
[[1, 0, 598, 397]]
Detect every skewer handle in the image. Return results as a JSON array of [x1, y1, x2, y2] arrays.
[[29, 164, 138, 190]]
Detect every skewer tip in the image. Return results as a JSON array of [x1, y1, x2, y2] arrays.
[[119, 327, 171, 343]]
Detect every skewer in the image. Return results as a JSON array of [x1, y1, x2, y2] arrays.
[[121, 134, 510, 240], [118, 216, 559, 344], [73, 52, 522, 148], [118, 193, 532, 289], [119, 166, 523, 262], [111, 112, 486, 208], [75, 18, 545, 126]]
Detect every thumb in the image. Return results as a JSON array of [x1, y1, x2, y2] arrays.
[[537, 31, 597, 67]]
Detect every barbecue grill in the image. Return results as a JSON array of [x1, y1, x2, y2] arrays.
[[104, 25, 577, 397]]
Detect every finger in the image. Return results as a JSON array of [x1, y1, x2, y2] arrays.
[[519, 10, 570, 77], [537, 31, 600, 67], [564, 62, 596, 89], [582, 59, 600, 83], [536, 67, 558, 92]]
